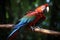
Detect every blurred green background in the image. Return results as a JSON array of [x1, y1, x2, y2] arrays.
[[0, 0, 60, 40]]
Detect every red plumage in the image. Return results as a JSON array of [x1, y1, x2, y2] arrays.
[[28, 4, 48, 26], [8, 4, 48, 40], [25, 4, 48, 31]]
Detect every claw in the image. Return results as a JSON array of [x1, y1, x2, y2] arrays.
[[30, 26, 34, 31]]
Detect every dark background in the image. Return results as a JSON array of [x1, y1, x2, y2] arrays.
[[0, 0, 60, 40]]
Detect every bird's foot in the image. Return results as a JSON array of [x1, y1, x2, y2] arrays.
[[30, 26, 34, 31]]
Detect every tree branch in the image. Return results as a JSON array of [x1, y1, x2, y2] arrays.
[[0, 24, 60, 35], [33, 27, 60, 35], [0, 24, 14, 28]]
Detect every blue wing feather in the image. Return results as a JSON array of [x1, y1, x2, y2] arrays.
[[8, 16, 36, 38]]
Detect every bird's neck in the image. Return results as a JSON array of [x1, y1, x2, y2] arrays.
[[26, 11, 37, 16]]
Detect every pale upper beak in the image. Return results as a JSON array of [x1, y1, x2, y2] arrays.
[[46, 6, 49, 12]]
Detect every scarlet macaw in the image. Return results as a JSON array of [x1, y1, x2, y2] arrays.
[[8, 4, 49, 40]]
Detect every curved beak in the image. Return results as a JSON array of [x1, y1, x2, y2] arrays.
[[46, 6, 49, 12]]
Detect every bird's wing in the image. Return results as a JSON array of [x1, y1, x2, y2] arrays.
[[8, 15, 36, 38]]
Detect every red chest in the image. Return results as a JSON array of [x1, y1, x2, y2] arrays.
[[28, 14, 46, 26]]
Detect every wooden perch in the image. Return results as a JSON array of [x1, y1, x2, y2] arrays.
[[0, 24, 14, 28], [33, 27, 60, 35], [0, 24, 60, 35]]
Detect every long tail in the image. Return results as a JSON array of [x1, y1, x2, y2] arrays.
[[8, 23, 26, 40]]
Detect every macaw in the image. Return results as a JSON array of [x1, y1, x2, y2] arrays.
[[8, 4, 49, 40]]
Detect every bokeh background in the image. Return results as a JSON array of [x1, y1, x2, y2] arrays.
[[0, 0, 60, 40]]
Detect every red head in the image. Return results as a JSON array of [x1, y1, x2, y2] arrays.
[[35, 4, 49, 13]]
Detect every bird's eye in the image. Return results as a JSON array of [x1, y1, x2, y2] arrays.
[[43, 9, 46, 13]]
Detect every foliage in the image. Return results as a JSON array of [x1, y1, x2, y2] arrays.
[[0, 0, 60, 40]]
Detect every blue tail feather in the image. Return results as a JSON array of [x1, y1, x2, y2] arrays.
[[8, 23, 26, 38]]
